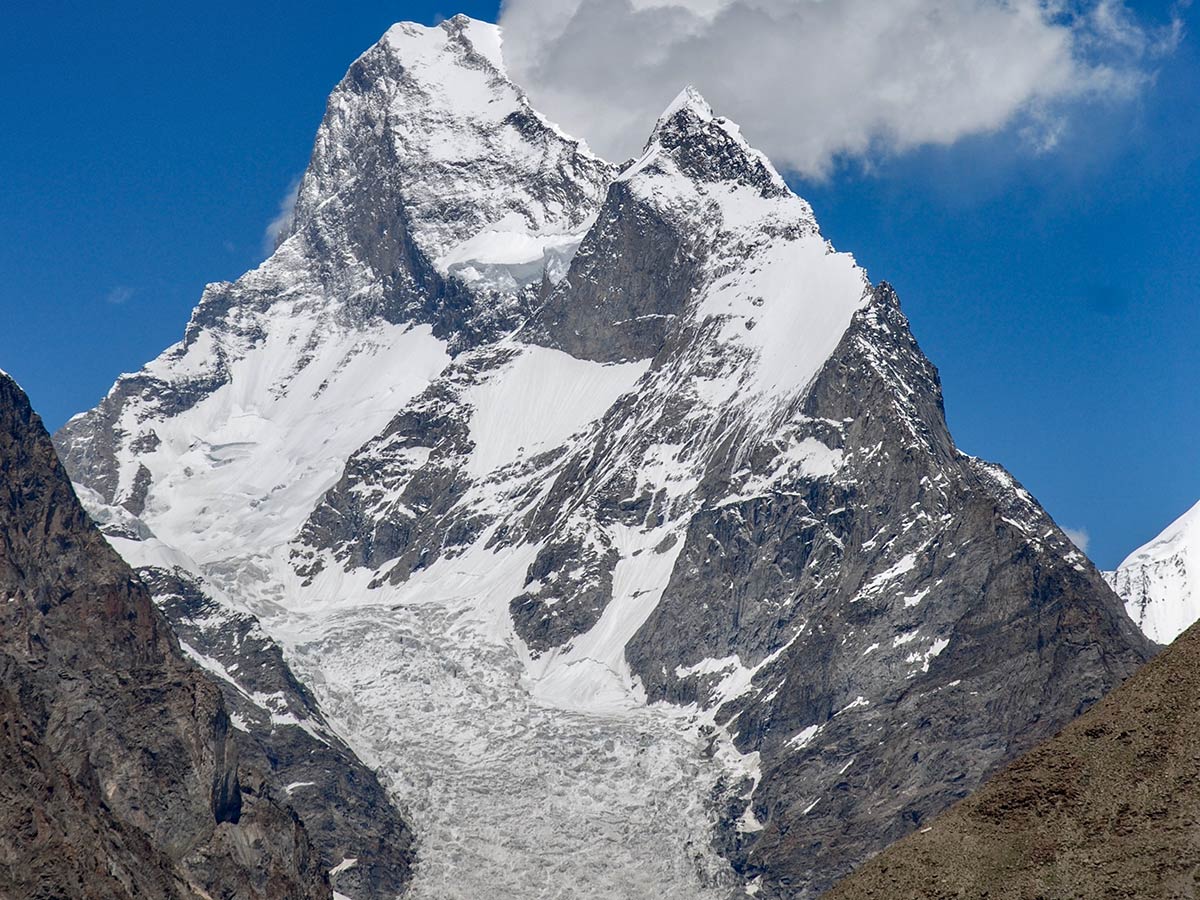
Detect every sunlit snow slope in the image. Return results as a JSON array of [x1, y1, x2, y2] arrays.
[[55, 14, 1150, 900], [1108, 500, 1200, 644]]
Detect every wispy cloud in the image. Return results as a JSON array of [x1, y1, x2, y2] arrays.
[[105, 286, 135, 306], [262, 177, 302, 256], [499, 0, 1184, 177], [1064, 527, 1091, 554]]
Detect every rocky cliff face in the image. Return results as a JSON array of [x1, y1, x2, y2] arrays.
[[0, 372, 329, 900], [54, 15, 1152, 900], [823, 614, 1200, 900], [73, 489, 416, 900], [1107, 500, 1200, 645]]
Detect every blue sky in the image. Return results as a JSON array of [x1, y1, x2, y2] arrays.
[[0, 1, 1195, 569]]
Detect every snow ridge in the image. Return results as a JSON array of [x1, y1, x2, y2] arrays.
[[1108, 500, 1200, 644]]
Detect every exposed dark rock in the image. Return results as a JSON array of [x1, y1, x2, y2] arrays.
[[529, 177, 701, 363], [624, 286, 1152, 896], [292, 349, 511, 587], [137, 567, 416, 900], [0, 372, 330, 900], [511, 542, 621, 653]]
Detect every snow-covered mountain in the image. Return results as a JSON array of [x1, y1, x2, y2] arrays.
[[55, 15, 1152, 899], [1108, 500, 1200, 645]]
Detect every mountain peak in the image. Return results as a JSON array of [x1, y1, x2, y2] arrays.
[[1128, 498, 1200, 560], [276, 12, 613, 318], [657, 85, 716, 127], [50, 17, 1157, 900], [637, 86, 791, 202], [380, 14, 506, 77], [1109, 498, 1200, 643]]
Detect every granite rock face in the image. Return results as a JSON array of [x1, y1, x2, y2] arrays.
[[51, 15, 1155, 900], [0, 372, 330, 900], [624, 285, 1152, 895]]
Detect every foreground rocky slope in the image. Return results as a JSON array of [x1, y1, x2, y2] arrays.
[[1108, 500, 1200, 644], [55, 15, 1153, 898], [825, 616, 1200, 899], [0, 372, 329, 900], [74, 495, 416, 900]]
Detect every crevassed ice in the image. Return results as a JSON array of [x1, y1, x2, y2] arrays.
[[271, 590, 743, 899]]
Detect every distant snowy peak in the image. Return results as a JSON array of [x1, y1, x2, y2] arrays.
[[1108, 500, 1200, 644]]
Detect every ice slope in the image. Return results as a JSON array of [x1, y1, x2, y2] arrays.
[[1108, 499, 1200, 644], [464, 346, 648, 478], [139, 319, 448, 567]]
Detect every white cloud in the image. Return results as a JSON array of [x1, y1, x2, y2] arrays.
[[263, 177, 302, 256], [1064, 527, 1091, 554], [105, 286, 134, 306], [498, 0, 1181, 176]]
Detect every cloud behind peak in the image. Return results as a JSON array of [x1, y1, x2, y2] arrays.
[[499, 0, 1182, 177]]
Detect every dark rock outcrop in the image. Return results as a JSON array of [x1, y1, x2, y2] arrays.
[[0, 372, 330, 900], [138, 566, 416, 900], [529, 176, 700, 363]]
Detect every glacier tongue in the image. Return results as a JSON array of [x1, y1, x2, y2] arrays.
[[275, 601, 740, 899]]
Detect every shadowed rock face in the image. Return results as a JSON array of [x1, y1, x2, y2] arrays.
[[137, 566, 416, 900], [625, 286, 1153, 896], [824, 617, 1200, 900], [529, 177, 701, 363], [0, 373, 330, 900]]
